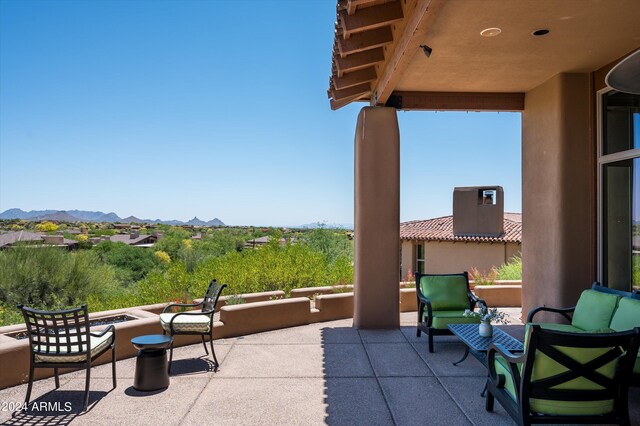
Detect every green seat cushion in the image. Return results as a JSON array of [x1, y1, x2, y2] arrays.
[[160, 313, 211, 333], [33, 332, 114, 363], [571, 290, 619, 331], [429, 310, 481, 329], [419, 275, 470, 311]]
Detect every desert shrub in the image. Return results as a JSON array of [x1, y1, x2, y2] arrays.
[[496, 255, 522, 280], [469, 266, 498, 286], [0, 247, 118, 325], [155, 250, 171, 263], [299, 226, 353, 263], [35, 221, 58, 232], [93, 241, 160, 285]]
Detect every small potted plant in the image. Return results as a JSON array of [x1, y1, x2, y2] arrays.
[[463, 306, 509, 337]]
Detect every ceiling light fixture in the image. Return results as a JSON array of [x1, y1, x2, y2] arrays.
[[420, 45, 432, 58], [532, 29, 550, 36], [606, 50, 640, 94], [480, 28, 502, 37]]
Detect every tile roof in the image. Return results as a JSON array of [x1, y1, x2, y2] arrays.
[[109, 234, 154, 245], [0, 231, 78, 247], [400, 213, 522, 243]]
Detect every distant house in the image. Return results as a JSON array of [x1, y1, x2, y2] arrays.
[[0, 231, 79, 250], [400, 187, 522, 280], [244, 236, 286, 249], [109, 232, 157, 247]]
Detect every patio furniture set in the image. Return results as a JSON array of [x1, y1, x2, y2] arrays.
[[416, 272, 640, 425], [16, 279, 226, 409], [13, 273, 640, 424]]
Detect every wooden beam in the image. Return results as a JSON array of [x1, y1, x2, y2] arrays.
[[334, 47, 385, 73], [337, 26, 393, 56], [340, 1, 403, 37], [333, 67, 377, 90], [373, 0, 445, 105], [332, 82, 371, 101], [385, 91, 525, 111], [330, 93, 368, 110]]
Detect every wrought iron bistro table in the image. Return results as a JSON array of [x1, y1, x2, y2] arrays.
[[131, 334, 173, 392], [448, 323, 525, 396]]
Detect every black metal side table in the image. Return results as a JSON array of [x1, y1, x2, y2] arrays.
[[131, 334, 173, 391]]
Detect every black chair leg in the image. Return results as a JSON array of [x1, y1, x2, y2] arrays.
[[54, 368, 60, 389], [209, 334, 218, 371], [201, 335, 209, 355], [111, 344, 117, 388], [25, 363, 34, 406], [428, 333, 434, 353], [416, 329, 421, 337], [168, 340, 174, 374], [83, 365, 91, 410], [485, 389, 494, 412]]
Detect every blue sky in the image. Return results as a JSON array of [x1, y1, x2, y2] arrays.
[[0, 0, 521, 226]]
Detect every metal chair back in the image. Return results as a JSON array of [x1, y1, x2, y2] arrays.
[[18, 304, 91, 357]]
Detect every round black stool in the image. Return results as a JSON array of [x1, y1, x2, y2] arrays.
[[131, 334, 173, 391]]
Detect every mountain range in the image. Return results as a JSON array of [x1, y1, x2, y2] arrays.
[[0, 208, 225, 226]]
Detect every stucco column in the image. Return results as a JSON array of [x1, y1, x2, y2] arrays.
[[354, 106, 400, 329], [522, 73, 596, 322]]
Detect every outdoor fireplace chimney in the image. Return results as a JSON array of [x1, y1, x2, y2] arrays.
[[452, 186, 504, 237]]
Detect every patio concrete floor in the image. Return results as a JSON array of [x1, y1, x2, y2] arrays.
[[0, 309, 638, 425]]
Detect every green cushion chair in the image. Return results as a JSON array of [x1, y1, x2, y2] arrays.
[[161, 279, 226, 373], [415, 272, 485, 353], [486, 325, 640, 425], [527, 283, 640, 387]]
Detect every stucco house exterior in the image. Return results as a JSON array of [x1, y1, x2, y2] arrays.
[[400, 212, 521, 280]]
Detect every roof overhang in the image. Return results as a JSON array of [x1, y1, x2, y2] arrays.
[[327, 0, 640, 110]]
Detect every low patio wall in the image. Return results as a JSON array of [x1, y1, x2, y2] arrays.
[[473, 284, 522, 307], [0, 282, 521, 389]]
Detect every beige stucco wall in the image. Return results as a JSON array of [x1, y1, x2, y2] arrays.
[[400, 240, 521, 279], [521, 72, 595, 322]]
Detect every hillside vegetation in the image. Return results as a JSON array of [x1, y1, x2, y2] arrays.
[[0, 226, 354, 326]]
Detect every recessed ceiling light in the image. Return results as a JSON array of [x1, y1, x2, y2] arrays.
[[480, 27, 502, 37], [532, 29, 550, 36]]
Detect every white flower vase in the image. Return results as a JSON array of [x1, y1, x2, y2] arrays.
[[479, 321, 493, 337]]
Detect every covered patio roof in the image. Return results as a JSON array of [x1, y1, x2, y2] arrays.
[[328, 0, 640, 110]]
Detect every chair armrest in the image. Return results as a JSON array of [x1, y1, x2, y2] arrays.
[[416, 293, 433, 326], [487, 343, 526, 394], [526, 305, 575, 323], [468, 290, 486, 310], [162, 301, 204, 314], [90, 324, 116, 339]]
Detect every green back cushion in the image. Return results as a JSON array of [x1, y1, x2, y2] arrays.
[[495, 344, 618, 416], [571, 290, 619, 331], [419, 275, 469, 310], [609, 297, 640, 370], [529, 345, 617, 415], [610, 297, 640, 332]]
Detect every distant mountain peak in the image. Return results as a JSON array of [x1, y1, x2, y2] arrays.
[[0, 208, 224, 227]]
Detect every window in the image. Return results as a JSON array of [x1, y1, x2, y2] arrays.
[[416, 243, 425, 274], [600, 90, 640, 292]]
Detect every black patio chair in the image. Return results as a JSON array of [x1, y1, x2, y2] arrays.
[[160, 279, 226, 373], [18, 304, 116, 411], [486, 325, 640, 425], [415, 271, 486, 352]]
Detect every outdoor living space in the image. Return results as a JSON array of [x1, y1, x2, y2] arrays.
[[0, 310, 638, 426]]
